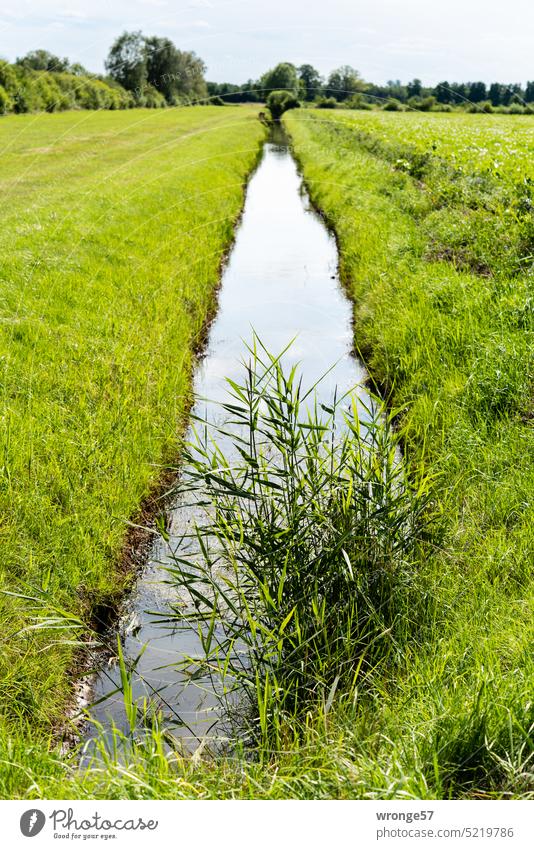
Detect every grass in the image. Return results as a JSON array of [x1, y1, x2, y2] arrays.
[[0, 105, 264, 782], [1, 107, 532, 800], [281, 108, 533, 796]]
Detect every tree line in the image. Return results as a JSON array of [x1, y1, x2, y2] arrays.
[[1, 36, 532, 117], [0, 31, 208, 115], [208, 62, 534, 112]]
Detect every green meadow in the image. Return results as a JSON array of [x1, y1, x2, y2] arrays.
[[0, 105, 264, 780], [283, 109, 534, 796], [0, 105, 532, 800]]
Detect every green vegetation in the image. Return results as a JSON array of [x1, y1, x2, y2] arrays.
[[105, 31, 207, 105], [0, 35, 209, 117], [282, 108, 533, 796], [209, 61, 534, 113], [1, 103, 532, 802], [0, 57, 134, 114], [266, 90, 300, 119], [0, 105, 264, 792], [169, 342, 431, 752]]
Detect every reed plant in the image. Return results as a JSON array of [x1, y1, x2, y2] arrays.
[[166, 340, 432, 751]]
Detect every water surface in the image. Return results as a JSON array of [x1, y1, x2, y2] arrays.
[[87, 131, 369, 751]]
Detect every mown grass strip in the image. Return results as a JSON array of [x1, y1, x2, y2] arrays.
[[0, 106, 264, 768]]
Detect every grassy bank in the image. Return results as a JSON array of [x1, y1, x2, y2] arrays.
[[0, 105, 264, 786], [282, 109, 533, 796]]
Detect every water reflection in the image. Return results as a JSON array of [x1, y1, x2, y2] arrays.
[[86, 130, 369, 752]]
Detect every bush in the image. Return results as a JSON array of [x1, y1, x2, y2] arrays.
[[138, 84, 167, 108], [345, 94, 372, 110], [408, 95, 436, 112], [0, 60, 133, 115], [0, 84, 13, 114], [0, 60, 18, 95], [383, 98, 403, 111], [266, 89, 300, 119], [316, 96, 338, 109], [467, 101, 494, 114]]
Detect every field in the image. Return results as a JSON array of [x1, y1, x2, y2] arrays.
[[0, 105, 264, 790], [311, 110, 534, 181], [283, 108, 534, 796], [0, 105, 532, 800]]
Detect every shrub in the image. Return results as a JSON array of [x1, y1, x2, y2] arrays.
[[316, 96, 338, 109], [408, 95, 436, 112], [345, 94, 372, 110], [467, 101, 494, 114], [0, 60, 132, 114], [266, 89, 300, 119], [0, 84, 13, 114], [383, 98, 403, 111], [140, 84, 167, 108], [0, 60, 18, 95]]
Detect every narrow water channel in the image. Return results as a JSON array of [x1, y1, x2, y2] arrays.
[[86, 128, 369, 752]]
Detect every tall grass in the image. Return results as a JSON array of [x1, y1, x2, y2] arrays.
[[283, 109, 534, 797], [166, 340, 432, 752]]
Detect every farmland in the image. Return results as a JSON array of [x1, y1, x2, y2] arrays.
[[0, 104, 532, 801], [0, 105, 264, 786], [308, 110, 534, 181]]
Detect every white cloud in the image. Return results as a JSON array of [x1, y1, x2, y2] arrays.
[[0, 0, 532, 84]]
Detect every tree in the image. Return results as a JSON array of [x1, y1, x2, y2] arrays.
[[266, 90, 300, 119], [385, 79, 407, 102], [144, 36, 206, 103], [106, 31, 207, 103], [508, 84, 524, 104], [366, 80, 406, 105], [525, 81, 534, 103], [260, 63, 299, 96], [434, 81, 452, 103], [407, 78, 422, 98], [449, 82, 467, 104], [16, 50, 70, 73], [105, 31, 147, 93], [325, 66, 365, 101], [69, 62, 90, 76], [500, 84, 522, 106], [468, 81, 487, 103], [144, 36, 178, 100], [298, 64, 322, 101], [488, 83, 502, 106], [171, 49, 207, 101]]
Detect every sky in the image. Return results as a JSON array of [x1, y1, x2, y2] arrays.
[[0, 0, 532, 85]]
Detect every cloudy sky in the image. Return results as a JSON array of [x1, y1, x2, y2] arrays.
[[0, 0, 532, 84]]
